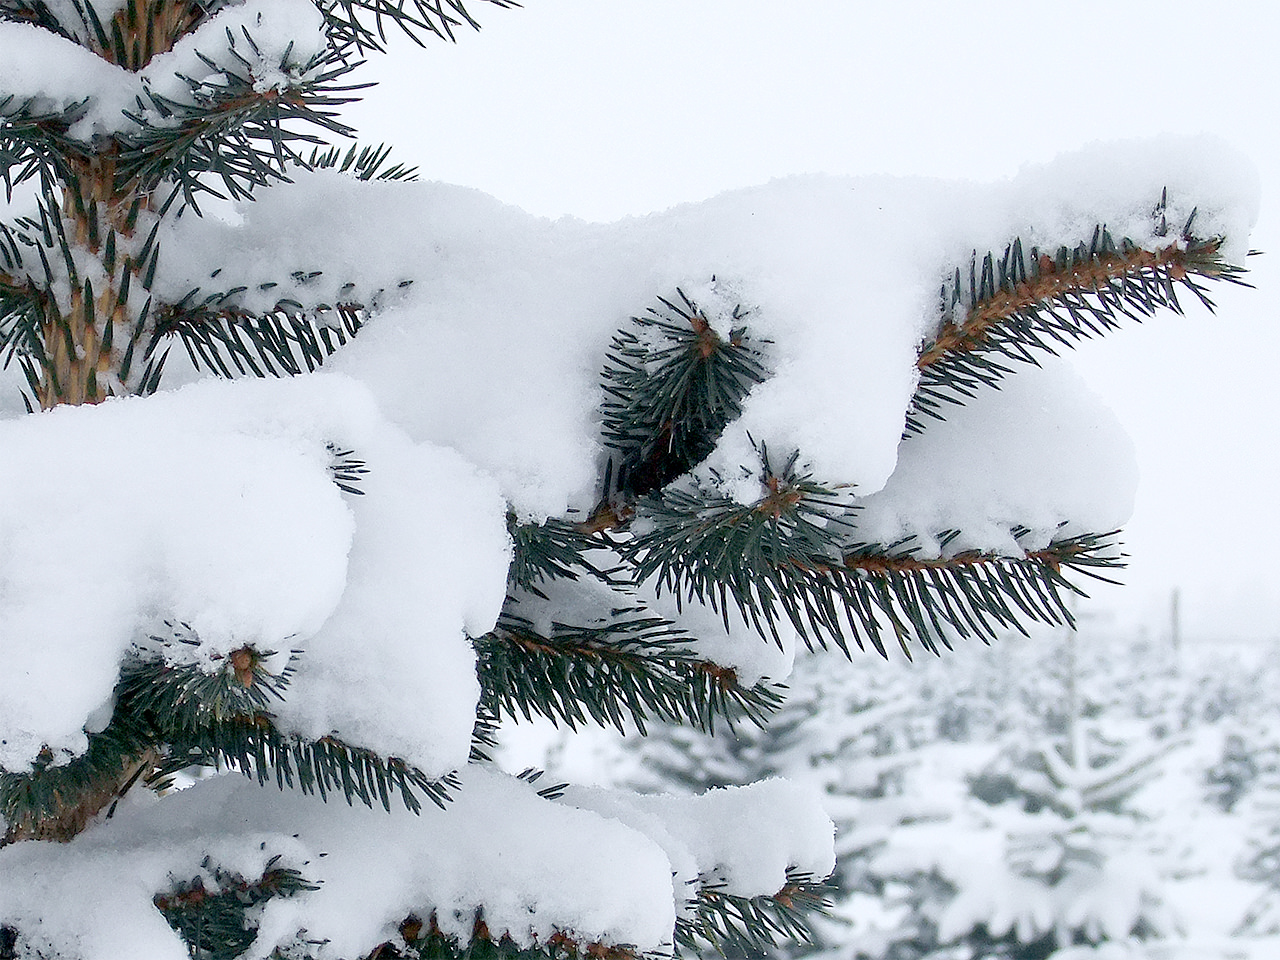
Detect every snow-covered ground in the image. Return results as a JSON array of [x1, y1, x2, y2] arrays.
[[515, 629, 1280, 960]]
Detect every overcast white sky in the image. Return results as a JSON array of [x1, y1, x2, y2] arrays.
[[348, 0, 1280, 645]]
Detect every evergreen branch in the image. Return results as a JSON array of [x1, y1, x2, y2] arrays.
[[0, 718, 158, 844], [0, 234, 89, 408], [601, 286, 771, 499], [306, 141, 419, 181], [96, 0, 224, 71], [0, 94, 89, 194], [118, 55, 364, 203], [119, 635, 457, 813], [3, 630, 456, 839], [158, 299, 367, 381], [320, 0, 520, 57], [839, 530, 1125, 656], [0, 630, 291, 845], [0, 276, 48, 377], [469, 706, 501, 763], [124, 623, 295, 724], [159, 716, 460, 814], [624, 449, 1124, 657], [4, 177, 138, 405], [675, 871, 832, 958], [910, 195, 1249, 433], [0, 2, 71, 36], [509, 515, 610, 593], [622, 447, 856, 647], [0, 0, 219, 66], [474, 604, 784, 735], [327, 442, 369, 495], [154, 856, 318, 960]]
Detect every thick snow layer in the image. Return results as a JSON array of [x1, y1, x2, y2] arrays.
[[854, 363, 1139, 556], [0, 768, 680, 959], [0, 373, 509, 773], [0, 0, 327, 142], [562, 778, 836, 907], [0, 130, 1259, 957], [0, 769, 832, 959], [151, 136, 1256, 525], [0, 23, 140, 140]]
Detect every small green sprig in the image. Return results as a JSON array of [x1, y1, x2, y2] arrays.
[[126, 633, 456, 813], [305, 141, 419, 181], [623, 446, 855, 648], [118, 47, 362, 206], [154, 856, 318, 960], [157, 298, 366, 380], [321, 0, 520, 58], [601, 287, 771, 499], [676, 870, 832, 958], [508, 515, 609, 594]]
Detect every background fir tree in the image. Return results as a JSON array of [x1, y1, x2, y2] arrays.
[[620, 624, 1280, 960], [0, 2, 1259, 959]]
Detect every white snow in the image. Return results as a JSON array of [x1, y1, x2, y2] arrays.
[[0, 23, 140, 140], [149, 136, 1256, 530], [0, 0, 328, 143], [0, 373, 510, 774], [0, 767, 835, 960], [562, 778, 835, 904], [0, 27, 1262, 949], [854, 362, 1139, 557]]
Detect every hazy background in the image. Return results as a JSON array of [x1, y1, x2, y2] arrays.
[[348, 0, 1280, 646]]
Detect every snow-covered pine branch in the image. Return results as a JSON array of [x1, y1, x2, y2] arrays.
[[0, 1, 1260, 958]]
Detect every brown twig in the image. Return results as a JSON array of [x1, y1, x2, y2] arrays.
[[918, 242, 1213, 370]]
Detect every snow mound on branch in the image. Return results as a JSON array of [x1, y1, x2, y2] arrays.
[[561, 778, 836, 909], [855, 363, 1139, 556], [0, 768, 834, 959], [0, 23, 139, 139], [0, 373, 509, 774], [148, 0, 328, 102], [153, 136, 1256, 526]]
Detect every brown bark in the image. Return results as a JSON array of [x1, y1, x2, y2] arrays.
[[2, 749, 160, 845], [30, 0, 207, 409], [917, 243, 1209, 371], [35, 153, 143, 409]]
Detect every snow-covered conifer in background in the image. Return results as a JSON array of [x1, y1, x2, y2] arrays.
[[622, 632, 1280, 960], [0, 1, 1259, 958], [886, 631, 1186, 958]]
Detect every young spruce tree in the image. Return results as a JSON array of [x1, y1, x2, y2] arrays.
[[0, 2, 1253, 959]]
